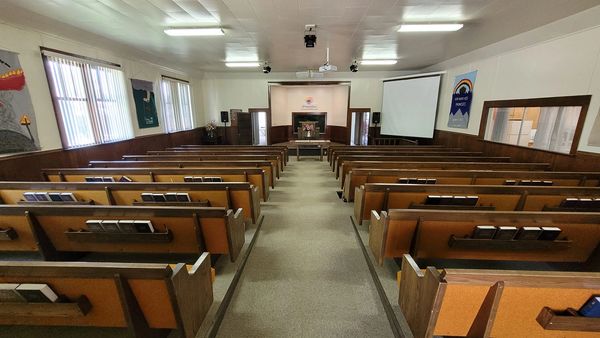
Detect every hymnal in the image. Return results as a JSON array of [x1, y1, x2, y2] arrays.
[[398, 178, 409, 184], [176, 192, 191, 202], [205, 177, 222, 182], [0, 283, 26, 303], [141, 193, 154, 202], [416, 178, 427, 184], [86, 220, 104, 232], [192, 177, 204, 182], [439, 195, 454, 205], [504, 180, 517, 185], [101, 220, 120, 232], [452, 196, 469, 206], [93, 177, 104, 182], [34, 192, 51, 202], [542, 180, 553, 186], [580, 296, 600, 318], [578, 198, 595, 208], [48, 193, 63, 202], [165, 193, 179, 202], [60, 192, 77, 202], [183, 176, 194, 182], [426, 178, 437, 184], [16, 284, 58, 303], [152, 193, 167, 202], [515, 226, 542, 240], [493, 226, 518, 240], [119, 176, 133, 182], [520, 180, 532, 185], [560, 198, 580, 208], [407, 178, 418, 184], [117, 220, 136, 233], [102, 177, 115, 182], [425, 195, 442, 205], [538, 227, 562, 241], [467, 196, 479, 206], [84, 177, 95, 182], [472, 225, 497, 239], [23, 192, 37, 202], [133, 220, 154, 233]]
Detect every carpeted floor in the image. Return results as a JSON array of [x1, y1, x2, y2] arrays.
[[216, 158, 394, 337]]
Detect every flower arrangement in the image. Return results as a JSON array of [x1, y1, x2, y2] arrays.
[[205, 121, 217, 132], [302, 123, 315, 132]]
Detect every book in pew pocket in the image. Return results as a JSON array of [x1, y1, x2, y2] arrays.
[[102, 177, 115, 182], [580, 296, 600, 318], [23, 192, 37, 202], [493, 226, 518, 240], [85, 220, 104, 232], [101, 220, 120, 232], [34, 192, 51, 202], [165, 193, 179, 202], [426, 195, 442, 205], [176, 193, 191, 202], [117, 220, 137, 233], [141, 193, 154, 202], [60, 192, 77, 202], [119, 176, 133, 182], [515, 227, 542, 240], [538, 227, 562, 241], [472, 225, 497, 239], [16, 284, 58, 303], [134, 220, 155, 233], [48, 193, 63, 202], [183, 176, 194, 182], [152, 193, 167, 202], [0, 283, 26, 303]]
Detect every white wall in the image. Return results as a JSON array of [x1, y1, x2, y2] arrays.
[[196, 70, 413, 126], [0, 20, 198, 152], [270, 85, 349, 126], [429, 5, 600, 154]]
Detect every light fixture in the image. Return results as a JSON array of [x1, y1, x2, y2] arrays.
[[350, 60, 358, 72], [263, 62, 271, 74], [360, 60, 397, 65], [225, 62, 261, 68], [164, 28, 224, 36], [398, 24, 463, 32]]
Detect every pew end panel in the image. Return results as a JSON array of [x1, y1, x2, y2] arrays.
[[368, 210, 388, 266], [0, 214, 38, 252], [224, 208, 246, 262]]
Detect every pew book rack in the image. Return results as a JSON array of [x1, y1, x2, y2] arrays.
[[0, 227, 18, 240], [537, 307, 600, 332], [448, 235, 573, 251], [17, 199, 95, 206], [65, 229, 173, 243], [0, 295, 92, 317]]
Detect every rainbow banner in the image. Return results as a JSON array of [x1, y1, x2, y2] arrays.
[[448, 70, 477, 129]]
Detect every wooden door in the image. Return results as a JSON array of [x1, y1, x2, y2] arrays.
[[237, 113, 252, 145]]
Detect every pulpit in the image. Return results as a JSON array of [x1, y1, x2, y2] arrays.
[[297, 121, 320, 140]]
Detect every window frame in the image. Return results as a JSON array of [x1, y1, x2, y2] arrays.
[[40, 47, 133, 149], [478, 95, 591, 156], [160, 75, 194, 133]]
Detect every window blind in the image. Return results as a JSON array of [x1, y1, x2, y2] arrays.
[[43, 52, 133, 148], [160, 77, 194, 132]]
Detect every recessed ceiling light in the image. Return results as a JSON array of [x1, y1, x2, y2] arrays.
[[398, 24, 463, 32], [360, 60, 397, 65], [225, 62, 261, 68], [164, 28, 224, 36]]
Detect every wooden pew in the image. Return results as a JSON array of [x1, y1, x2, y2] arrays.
[[88, 160, 277, 188], [0, 205, 245, 262], [327, 145, 450, 162], [369, 209, 600, 265], [344, 169, 600, 201], [41, 167, 270, 202], [339, 161, 551, 188], [334, 155, 510, 177], [0, 181, 260, 224], [354, 183, 600, 223], [152, 149, 288, 166], [398, 254, 600, 338], [329, 149, 477, 167], [0, 253, 212, 338], [122, 154, 283, 177], [170, 145, 289, 162]]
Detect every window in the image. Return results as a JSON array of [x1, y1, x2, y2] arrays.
[[42, 49, 134, 148], [479, 96, 591, 155], [160, 76, 194, 132]]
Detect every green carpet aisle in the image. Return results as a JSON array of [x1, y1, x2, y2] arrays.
[[216, 159, 394, 337]]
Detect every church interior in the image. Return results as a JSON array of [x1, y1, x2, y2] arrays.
[[1, 1, 600, 337]]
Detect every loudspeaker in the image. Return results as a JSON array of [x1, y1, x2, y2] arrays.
[[372, 112, 381, 124], [220, 111, 229, 123]]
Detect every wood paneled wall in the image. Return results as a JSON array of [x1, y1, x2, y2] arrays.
[[0, 129, 202, 181], [434, 130, 600, 171], [269, 125, 348, 144]]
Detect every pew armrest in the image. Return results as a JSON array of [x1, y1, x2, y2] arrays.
[[226, 208, 246, 262], [369, 210, 388, 266], [169, 252, 213, 338]]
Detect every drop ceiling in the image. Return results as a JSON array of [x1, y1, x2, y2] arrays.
[[0, 0, 597, 73]]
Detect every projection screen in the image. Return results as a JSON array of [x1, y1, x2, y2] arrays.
[[380, 74, 442, 138]]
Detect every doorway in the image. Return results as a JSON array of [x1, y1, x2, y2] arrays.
[[348, 108, 371, 145], [249, 108, 271, 145]]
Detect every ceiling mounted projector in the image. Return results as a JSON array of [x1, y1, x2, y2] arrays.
[[318, 48, 337, 73], [304, 24, 317, 48], [262, 62, 271, 74], [350, 60, 358, 72]]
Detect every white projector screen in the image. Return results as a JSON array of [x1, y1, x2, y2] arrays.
[[380, 74, 442, 138]]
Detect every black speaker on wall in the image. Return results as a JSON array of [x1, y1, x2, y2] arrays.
[[220, 111, 229, 123], [372, 112, 381, 124]]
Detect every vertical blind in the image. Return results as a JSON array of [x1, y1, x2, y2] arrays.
[[44, 52, 133, 148], [160, 77, 194, 132]]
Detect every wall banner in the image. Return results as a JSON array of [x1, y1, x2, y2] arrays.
[[448, 70, 477, 129], [0, 49, 39, 154], [131, 79, 159, 129]]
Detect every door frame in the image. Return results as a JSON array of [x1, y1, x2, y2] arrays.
[[346, 108, 371, 145], [248, 108, 272, 145]]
